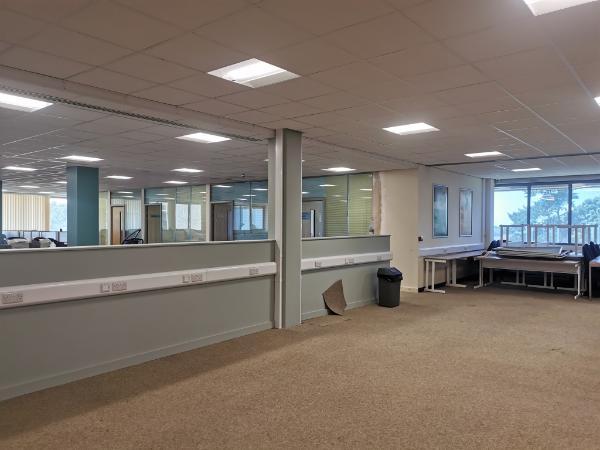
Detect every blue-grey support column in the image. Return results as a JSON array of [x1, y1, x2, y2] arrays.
[[268, 129, 302, 328], [67, 166, 99, 246]]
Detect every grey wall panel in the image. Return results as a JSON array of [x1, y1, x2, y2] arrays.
[[0, 241, 275, 287], [0, 277, 273, 401], [301, 262, 389, 320], [302, 235, 390, 258]]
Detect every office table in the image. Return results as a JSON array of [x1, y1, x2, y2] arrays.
[[475, 253, 582, 299], [424, 250, 483, 294], [588, 256, 600, 299]]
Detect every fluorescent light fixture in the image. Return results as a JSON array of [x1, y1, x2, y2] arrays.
[[522, 0, 599, 16], [105, 175, 132, 180], [117, 191, 133, 194], [242, 194, 256, 197], [253, 188, 268, 191], [238, 198, 248, 201], [3, 166, 37, 172], [164, 180, 188, 185], [208, 58, 300, 88], [176, 131, 230, 143], [319, 184, 336, 187], [156, 194, 169, 196], [323, 167, 356, 173], [214, 184, 232, 188], [172, 168, 204, 173], [360, 188, 372, 192], [302, 191, 309, 195], [0, 92, 52, 112], [19, 185, 39, 189], [512, 167, 542, 172], [39, 191, 54, 194], [61, 155, 103, 162], [122, 195, 134, 198], [56, 181, 67, 184], [384, 122, 439, 136], [595, 96, 600, 106], [465, 151, 505, 158]]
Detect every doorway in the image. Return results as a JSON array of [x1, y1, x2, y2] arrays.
[[145, 204, 162, 244], [211, 202, 234, 241], [111, 205, 125, 245], [302, 200, 325, 238]]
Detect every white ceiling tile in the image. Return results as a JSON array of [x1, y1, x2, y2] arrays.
[[226, 109, 281, 124], [184, 99, 249, 116], [115, 0, 248, 30], [310, 62, 398, 90], [301, 92, 368, 111], [256, 77, 337, 101], [0, 9, 47, 43], [168, 73, 247, 98], [574, 61, 600, 96], [23, 26, 133, 66], [261, 38, 356, 76], [0, 46, 91, 78], [371, 42, 464, 78], [258, 0, 394, 35], [345, 80, 417, 103], [3, 0, 93, 21], [105, 53, 196, 84], [324, 12, 434, 59], [132, 85, 205, 105], [197, 7, 312, 54], [217, 90, 287, 109], [145, 33, 246, 72], [69, 68, 155, 93], [404, 65, 488, 93], [404, 0, 531, 39], [260, 102, 321, 119], [444, 18, 547, 62], [61, 1, 180, 50]]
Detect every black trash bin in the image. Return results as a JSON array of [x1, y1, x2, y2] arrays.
[[377, 267, 403, 307]]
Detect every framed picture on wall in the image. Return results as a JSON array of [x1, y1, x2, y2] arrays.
[[459, 188, 473, 237], [432, 184, 448, 238]]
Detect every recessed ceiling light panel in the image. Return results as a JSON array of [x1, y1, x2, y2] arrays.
[[172, 168, 204, 173], [19, 185, 39, 189], [214, 184, 232, 188], [512, 167, 542, 172], [164, 180, 188, 185], [384, 122, 439, 136], [522, 0, 599, 15], [176, 131, 230, 143], [595, 96, 600, 106], [62, 155, 103, 162], [323, 167, 356, 173], [208, 58, 300, 88], [106, 175, 132, 180], [0, 92, 52, 112], [465, 151, 505, 158], [3, 166, 37, 172]]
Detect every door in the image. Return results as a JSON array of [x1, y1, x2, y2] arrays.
[[302, 200, 325, 238], [212, 202, 234, 241], [145, 204, 162, 244], [111, 205, 125, 245]]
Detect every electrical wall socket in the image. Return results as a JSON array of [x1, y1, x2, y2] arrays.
[[182, 274, 191, 283], [345, 257, 355, 265], [377, 255, 383, 261], [2, 292, 23, 305], [111, 281, 128, 292], [191, 273, 203, 283], [249, 267, 259, 276], [314, 261, 322, 268], [100, 283, 111, 293]]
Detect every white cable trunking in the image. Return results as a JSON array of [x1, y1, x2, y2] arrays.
[[0, 262, 276, 310], [301, 251, 392, 271]]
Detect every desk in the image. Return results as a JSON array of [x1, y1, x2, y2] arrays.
[[588, 256, 600, 299], [476, 253, 582, 299], [424, 250, 483, 294]]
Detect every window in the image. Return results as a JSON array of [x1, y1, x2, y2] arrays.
[[493, 186, 528, 240], [494, 181, 600, 244], [49, 197, 67, 231]]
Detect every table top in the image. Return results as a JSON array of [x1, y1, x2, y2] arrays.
[[425, 250, 484, 261], [590, 256, 600, 267]]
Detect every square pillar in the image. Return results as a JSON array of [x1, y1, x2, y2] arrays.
[[268, 129, 302, 328], [67, 166, 99, 246]]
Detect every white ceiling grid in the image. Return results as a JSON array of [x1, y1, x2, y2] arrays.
[[0, 0, 597, 191]]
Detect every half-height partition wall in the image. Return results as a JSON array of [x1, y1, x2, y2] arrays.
[[0, 240, 275, 401]]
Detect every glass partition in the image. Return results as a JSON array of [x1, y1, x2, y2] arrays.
[[111, 190, 142, 237]]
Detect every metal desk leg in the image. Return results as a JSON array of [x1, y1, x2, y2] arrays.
[[575, 266, 581, 300], [590, 265, 593, 300], [425, 259, 446, 294], [447, 259, 467, 288], [475, 260, 484, 289]]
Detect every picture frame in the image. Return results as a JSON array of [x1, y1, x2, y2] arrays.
[[459, 188, 473, 237], [432, 184, 448, 238]]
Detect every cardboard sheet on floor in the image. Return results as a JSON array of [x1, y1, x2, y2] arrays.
[[322, 280, 346, 315]]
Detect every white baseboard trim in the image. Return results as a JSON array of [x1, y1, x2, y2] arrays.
[[0, 321, 273, 402], [301, 298, 376, 321], [401, 286, 419, 293]]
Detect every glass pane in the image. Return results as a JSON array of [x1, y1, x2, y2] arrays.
[[572, 183, 600, 242], [348, 173, 373, 235], [493, 186, 528, 241], [49, 197, 68, 231], [302, 175, 348, 237], [99, 191, 109, 245], [190, 186, 206, 241], [111, 190, 142, 237], [145, 187, 177, 242], [530, 185, 569, 243], [211, 181, 267, 240]]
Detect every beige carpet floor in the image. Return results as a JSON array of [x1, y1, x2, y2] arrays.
[[2, 287, 600, 449]]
